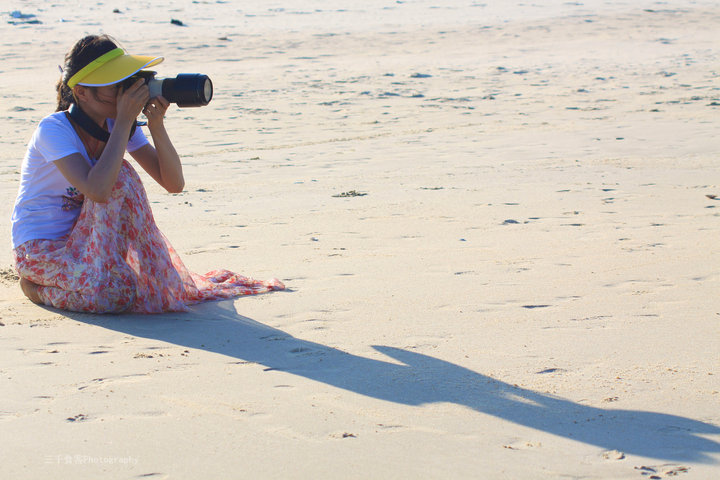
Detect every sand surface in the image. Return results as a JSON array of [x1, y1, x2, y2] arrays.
[[1, 1, 719, 478]]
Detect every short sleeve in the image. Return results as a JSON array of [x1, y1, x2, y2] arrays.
[[127, 124, 150, 152], [33, 114, 82, 163]]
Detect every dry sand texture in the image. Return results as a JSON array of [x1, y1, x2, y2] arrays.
[[1, 1, 719, 478]]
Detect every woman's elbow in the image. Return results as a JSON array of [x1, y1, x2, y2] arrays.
[[165, 179, 185, 194], [86, 189, 112, 204]]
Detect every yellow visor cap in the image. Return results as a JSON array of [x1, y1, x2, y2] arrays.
[[67, 48, 164, 88]]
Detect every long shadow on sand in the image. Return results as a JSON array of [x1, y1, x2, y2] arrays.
[[70, 300, 719, 463]]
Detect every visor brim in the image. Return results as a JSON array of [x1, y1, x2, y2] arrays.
[[77, 54, 164, 87]]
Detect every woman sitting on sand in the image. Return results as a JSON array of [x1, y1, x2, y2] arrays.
[[11, 35, 284, 313]]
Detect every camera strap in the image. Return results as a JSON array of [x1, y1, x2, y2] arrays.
[[66, 103, 138, 143]]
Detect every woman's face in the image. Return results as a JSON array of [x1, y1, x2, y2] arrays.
[[90, 84, 120, 116], [75, 84, 120, 121]]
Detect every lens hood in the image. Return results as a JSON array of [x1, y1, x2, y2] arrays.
[[159, 74, 213, 107]]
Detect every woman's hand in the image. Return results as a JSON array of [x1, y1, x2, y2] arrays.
[[143, 95, 170, 129], [115, 79, 150, 126]]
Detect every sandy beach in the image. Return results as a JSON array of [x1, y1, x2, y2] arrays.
[[1, 1, 719, 478]]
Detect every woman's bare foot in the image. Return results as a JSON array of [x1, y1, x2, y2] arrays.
[[20, 277, 42, 304]]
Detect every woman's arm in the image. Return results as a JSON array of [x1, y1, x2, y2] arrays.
[[54, 80, 149, 203], [130, 96, 184, 193]]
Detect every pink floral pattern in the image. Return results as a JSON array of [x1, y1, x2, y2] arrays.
[[14, 160, 284, 313]]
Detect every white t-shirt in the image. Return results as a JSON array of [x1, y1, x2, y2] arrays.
[[11, 111, 149, 249]]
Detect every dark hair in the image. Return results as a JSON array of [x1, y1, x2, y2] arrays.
[[56, 35, 119, 111]]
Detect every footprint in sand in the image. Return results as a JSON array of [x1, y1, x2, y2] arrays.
[[602, 449, 625, 460]]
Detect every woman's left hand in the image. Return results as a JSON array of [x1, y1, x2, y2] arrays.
[[133, 94, 184, 193], [143, 96, 170, 128]]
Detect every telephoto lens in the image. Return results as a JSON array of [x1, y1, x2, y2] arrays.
[[122, 71, 213, 107], [149, 74, 213, 107]]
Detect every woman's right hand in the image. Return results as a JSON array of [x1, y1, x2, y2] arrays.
[[115, 79, 150, 126]]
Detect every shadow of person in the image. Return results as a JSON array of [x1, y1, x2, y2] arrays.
[[68, 299, 720, 463]]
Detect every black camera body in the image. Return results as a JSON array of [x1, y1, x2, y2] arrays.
[[121, 71, 213, 107]]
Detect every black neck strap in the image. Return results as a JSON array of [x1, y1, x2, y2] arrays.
[[66, 103, 137, 143]]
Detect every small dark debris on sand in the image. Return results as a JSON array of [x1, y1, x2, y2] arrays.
[[0, 267, 19, 284], [9, 11, 42, 24], [333, 190, 367, 198], [66, 414, 88, 422]]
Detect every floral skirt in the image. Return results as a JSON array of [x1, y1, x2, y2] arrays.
[[14, 160, 284, 313]]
